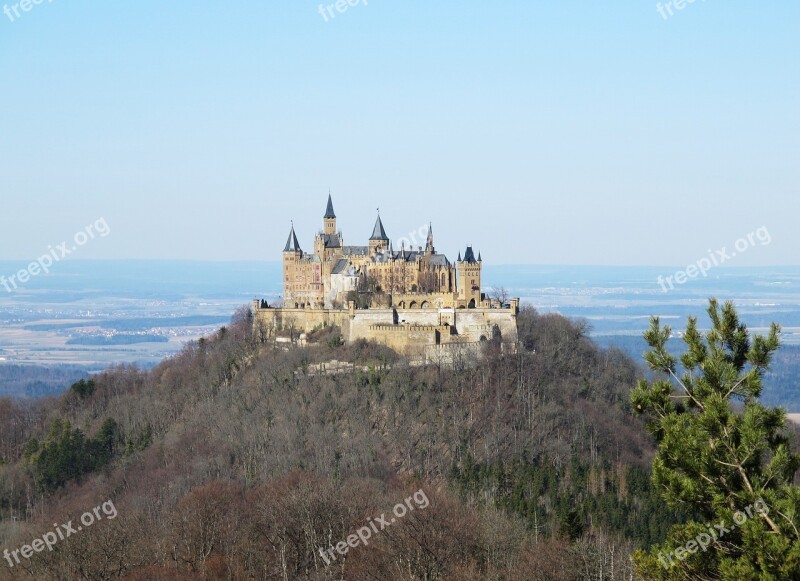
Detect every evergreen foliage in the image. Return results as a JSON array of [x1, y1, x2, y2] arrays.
[[631, 299, 800, 579], [22, 417, 119, 492]]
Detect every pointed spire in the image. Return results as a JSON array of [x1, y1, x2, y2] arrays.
[[478, 251, 482, 262], [283, 223, 301, 252], [425, 222, 434, 251], [370, 213, 389, 241], [464, 246, 476, 263], [457, 250, 462, 262], [324, 192, 336, 219]]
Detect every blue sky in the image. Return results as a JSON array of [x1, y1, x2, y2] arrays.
[[1, 1, 797, 265]]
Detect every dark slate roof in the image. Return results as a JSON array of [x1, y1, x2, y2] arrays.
[[389, 250, 422, 262], [324, 194, 336, 219], [430, 254, 450, 267], [331, 258, 350, 274], [284, 226, 301, 252], [321, 233, 341, 248], [463, 246, 477, 264], [343, 245, 369, 256], [370, 215, 389, 241]]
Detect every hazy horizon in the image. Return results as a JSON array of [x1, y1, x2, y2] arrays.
[[2, 2, 798, 265]]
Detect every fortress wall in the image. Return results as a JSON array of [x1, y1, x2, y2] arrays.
[[365, 326, 440, 355], [394, 310, 441, 326], [254, 301, 518, 350], [424, 342, 482, 365], [347, 309, 394, 341], [392, 292, 456, 308], [451, 309, 519, 342], [253, 305, 351, 337]]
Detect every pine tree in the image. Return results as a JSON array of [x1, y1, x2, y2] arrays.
[[631, 299, 800, 579]]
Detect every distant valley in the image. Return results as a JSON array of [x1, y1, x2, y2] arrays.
[[1, 261, 799, 407]]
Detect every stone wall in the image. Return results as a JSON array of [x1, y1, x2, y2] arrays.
[[253, 300, 519, 355]]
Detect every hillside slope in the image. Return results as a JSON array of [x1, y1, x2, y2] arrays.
[[0, 307, 684, 580]]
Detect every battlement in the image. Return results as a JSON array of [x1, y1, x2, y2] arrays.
[[368, 323, 450, 332]]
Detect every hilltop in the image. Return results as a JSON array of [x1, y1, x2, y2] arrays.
[[0, 307, 685, 580]]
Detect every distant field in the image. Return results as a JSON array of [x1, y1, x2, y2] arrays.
[[66, 334, 169, 346], [1, 261, 799, 406]]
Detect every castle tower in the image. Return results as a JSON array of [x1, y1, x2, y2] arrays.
[[323, 193, 336, 235], [457, 245, 482, 307], [282, 224, 302, 306], [369, 213, 389, 255], [425, 223, 434, 254]]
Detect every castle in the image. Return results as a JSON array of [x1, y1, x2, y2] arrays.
[[254, 195, 519, 359]]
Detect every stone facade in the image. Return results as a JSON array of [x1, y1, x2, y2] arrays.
[[254, 195, 519, 356]]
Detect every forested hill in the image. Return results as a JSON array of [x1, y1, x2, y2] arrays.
[[0, 307, 684, 580]]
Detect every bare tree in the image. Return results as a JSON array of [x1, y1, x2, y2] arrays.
[[491, 286, 510, 306]]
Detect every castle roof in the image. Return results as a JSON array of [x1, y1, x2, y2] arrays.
[[283, 225, 301, 252], [324, 194, 336, 219], [463, 246, 478, 264], [371, 250, 451, 266], [331, 258, 350, 274], [321, 233, 341, 248], [343, 245, 369, 256], [429, 254, 450, 267], [370, 215, 389, 241]]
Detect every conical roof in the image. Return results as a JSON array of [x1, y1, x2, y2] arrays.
[[370, 215, 389, 241], [324, 193, 336, 219], [464, 246, 477, 264], [284, 225, 301, 252]]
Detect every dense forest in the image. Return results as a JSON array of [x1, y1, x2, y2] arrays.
[[0, 366, 89, 399], [0, 307, 731, 579]]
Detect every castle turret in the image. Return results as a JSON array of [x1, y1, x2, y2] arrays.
[[284, 223, 301, 253], [457, 245, 482, 307], [369, 213, 389, 255], [283, 224, 302, 306], [323, 192, 336, 235], [425, 223, 434, 254]]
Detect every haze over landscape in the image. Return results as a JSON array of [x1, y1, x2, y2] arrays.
[[1, 2, 798, 264], [1, 2, 799, 580]]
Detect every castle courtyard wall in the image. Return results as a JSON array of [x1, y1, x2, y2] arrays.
[[254, 301, 518, 354]]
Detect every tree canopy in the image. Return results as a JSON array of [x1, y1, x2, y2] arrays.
[[631, 298, 800, 579]]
